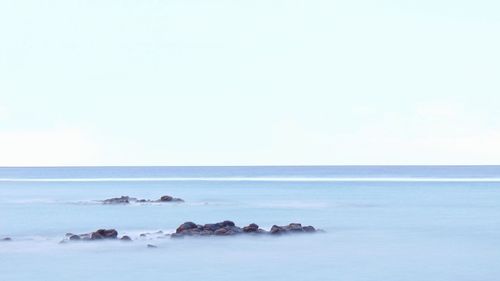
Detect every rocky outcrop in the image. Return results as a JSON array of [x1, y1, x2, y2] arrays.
[[171, 221, 317, 238], [102, 196, 131, 204], [63, 229, 128, 242], [62, 222, 320, 242], [102, 195, 184, 204], [269, 223, 316, 234]]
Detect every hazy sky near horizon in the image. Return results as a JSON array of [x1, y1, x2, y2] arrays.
[[0, 0, 499, 166]]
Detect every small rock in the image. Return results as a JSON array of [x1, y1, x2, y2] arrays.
[[158, 195, 184, 202], [69, 235, 81, 241], [243, 223, 259, 233], [147, 244, 157, 248], [120, 236, 132, 241], [1, 237, 12, 241], [303, 226, 316, 232], [91, 229, 118, 240]]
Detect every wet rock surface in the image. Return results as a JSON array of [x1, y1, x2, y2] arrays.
[[171, 221, 317, 238], [102, 195, 184, 204]]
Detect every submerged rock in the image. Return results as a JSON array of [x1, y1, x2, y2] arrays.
[[63, 229, 120, 242], [101, 195, 184, 204], [171, 221, 317, 238]]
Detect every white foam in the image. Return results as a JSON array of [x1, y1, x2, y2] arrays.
[[0, 177, 499, 182]]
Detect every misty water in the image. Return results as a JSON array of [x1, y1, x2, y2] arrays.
[[1, 166, 500, 281]]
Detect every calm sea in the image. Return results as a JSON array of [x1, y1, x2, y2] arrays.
[[1, 166, 499, 281]]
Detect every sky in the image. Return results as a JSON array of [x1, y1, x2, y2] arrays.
[[0, 0, 499, 166]]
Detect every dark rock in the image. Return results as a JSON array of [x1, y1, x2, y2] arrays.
[[288, 223, 304, 232], [120, 236, 132, 241], [147, 244, 157, 248], [221, 220, 235, 227], [176, 222, 197, 233], [214, 227, 229, 236], [303, 226, 316, 232], [102, 195, 184, 204], [270, 224, 316, 234], [270, 225, 285, 234], [91, 229, 118, 240], [243, 223, 259, 233], [171, 221, 319, 238], [102, 196, 131, 204], [1, 237, 12, 241], [158, 195, 184, 203], [69, 235, 81, 241], [159, 195, 173, 201]]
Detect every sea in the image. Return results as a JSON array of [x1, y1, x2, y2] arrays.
[[1, 166, 499, 281]]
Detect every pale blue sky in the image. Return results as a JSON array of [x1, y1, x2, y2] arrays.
[[0, 0, 499, 166]]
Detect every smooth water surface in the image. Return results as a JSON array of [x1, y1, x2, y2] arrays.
[[1, 166, 500, 281]]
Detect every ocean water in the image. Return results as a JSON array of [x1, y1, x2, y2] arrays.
[[1, 166, 500, 281]]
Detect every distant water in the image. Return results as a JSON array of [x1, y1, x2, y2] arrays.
[[1, 166, 500, 281]]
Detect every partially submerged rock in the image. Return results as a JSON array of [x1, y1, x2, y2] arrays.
[[269, 223, 316, 235], [102, 196, 131, 204], [63, 229, 129, 242], [62, 222, 320, 243], [1, 237, 12, 241], [91, 229, 118, 240], [158, 195, 184, 202], [120, 235, 132, 241], [101, 195, 184, 204], [171, 221, 317, 238]]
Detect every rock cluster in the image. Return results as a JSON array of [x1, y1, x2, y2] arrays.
[[64, 229, 129, 241], [62, 222, 319, 242], [102, 195, 184, 204], [171, 221, 316, 238]]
